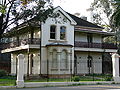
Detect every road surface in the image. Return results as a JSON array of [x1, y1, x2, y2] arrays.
[[4, 85, 120, 90]]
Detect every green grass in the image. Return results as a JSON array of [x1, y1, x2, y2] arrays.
[[0, 76, 16, 86], [0, 78, 16, 86], [78, 76, 102, 81], [0, 74, 113, 86], [25, 78, 71, 82], [25, 75, 110, 82]]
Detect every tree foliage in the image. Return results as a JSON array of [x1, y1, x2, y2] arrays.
[[110, 0, 120, 48], [90, 0, 113, 31], [0, 0, 53, 38], [90, 0, 120, 44], [110, 0, 120, 29]]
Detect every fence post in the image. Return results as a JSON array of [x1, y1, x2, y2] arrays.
[[16, 54, 25, 88], [112, 53, 120, 83]]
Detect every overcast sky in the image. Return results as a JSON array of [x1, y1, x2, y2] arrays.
[[53, 0, 94, 17]]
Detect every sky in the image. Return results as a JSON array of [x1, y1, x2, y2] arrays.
[[53, 0, 94, 17]]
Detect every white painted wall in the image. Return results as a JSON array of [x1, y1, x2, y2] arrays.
[[41, 47, 48, 74], [75, 32, 102, 43], [75, 52, 102, 74], [32, 52, 40, 74], [41, 11, 74, 47], [47, 46, 73, 75], [11, 54, 17, 75], [93, 34, 102, 43], [41, 9, 75, 75], [75, 52, 88, 74], [75, 32, 87, 42]]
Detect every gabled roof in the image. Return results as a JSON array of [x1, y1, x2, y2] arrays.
[[54, 6, 77, 25], [67, 13, 103, 29], [3, 6, 104, 37]]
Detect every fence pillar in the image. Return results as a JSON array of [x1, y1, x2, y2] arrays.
[[16, 54, 25, 88], [112, 53, 120, 83]]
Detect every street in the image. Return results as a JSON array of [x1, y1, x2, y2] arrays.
[[4, 85, 120, 90]]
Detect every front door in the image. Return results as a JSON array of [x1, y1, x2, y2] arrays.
[[87, 55, 93, 74]]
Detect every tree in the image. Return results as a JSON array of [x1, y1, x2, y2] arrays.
[[110, 0, 120, 29], [90, 0, 120, 44], [0, 0, 53, 38], [90, 0, 113, 32], [110, 0, 120, 54]]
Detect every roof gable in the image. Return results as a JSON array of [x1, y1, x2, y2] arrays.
[[54, 6, 77, 25]]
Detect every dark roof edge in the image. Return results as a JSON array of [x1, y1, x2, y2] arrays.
[[67, 12, 104, 29], [75, 29, 115, 36]]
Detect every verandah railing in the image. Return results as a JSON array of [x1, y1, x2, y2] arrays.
[[1, 38, 40, 49], [75, 41, 117, 49]]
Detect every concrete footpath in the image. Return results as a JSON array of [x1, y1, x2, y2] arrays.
[[0, 81, 116, 89]]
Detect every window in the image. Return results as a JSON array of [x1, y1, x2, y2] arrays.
[[52, 49, 58, 68], [60, 50, 68, 69], [60, 26, 66, 40], [50, 25, 56, 39], [87, 34, 92, 43]]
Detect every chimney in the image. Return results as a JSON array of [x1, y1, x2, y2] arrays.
[[80, 16, 87, 21], [74, 13, 80, 17]]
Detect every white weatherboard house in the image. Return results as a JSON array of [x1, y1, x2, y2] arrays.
[[1, 7, 117, 78]]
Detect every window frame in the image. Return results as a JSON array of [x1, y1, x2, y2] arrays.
[[60, 50, 68, 69], [60, 26, 66, 40], [50, 25, 56, 39]]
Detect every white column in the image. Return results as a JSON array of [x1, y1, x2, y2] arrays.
[[49, 52, 53, 74], [56, 25, 60, 40], [16, 54, 25, 88], [68, 53, 71, 73], [57, 52, 61, 74], [112, 53, 120, 82]]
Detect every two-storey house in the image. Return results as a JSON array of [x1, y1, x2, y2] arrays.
[[1, 6, 117, 78]]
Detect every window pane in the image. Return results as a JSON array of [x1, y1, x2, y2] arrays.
[[51, 26, 56, 32], [50, 26, 56, 39], [52, 50, 57, 68], [50, 33, 55, 39], [60, 50, 68, 69], [60, 26, 66, 40]]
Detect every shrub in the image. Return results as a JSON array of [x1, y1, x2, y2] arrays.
[[112, 82, 115, 84], [72, 76, 80, 82], [104, 77, 112, 81], [0, 70, 7, 77]]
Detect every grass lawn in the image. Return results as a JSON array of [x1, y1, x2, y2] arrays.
[[0, 74, 113, 86], [0, 76, 16, 86], [25, 78, 71, 82], [25, 74, 113, 82]]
